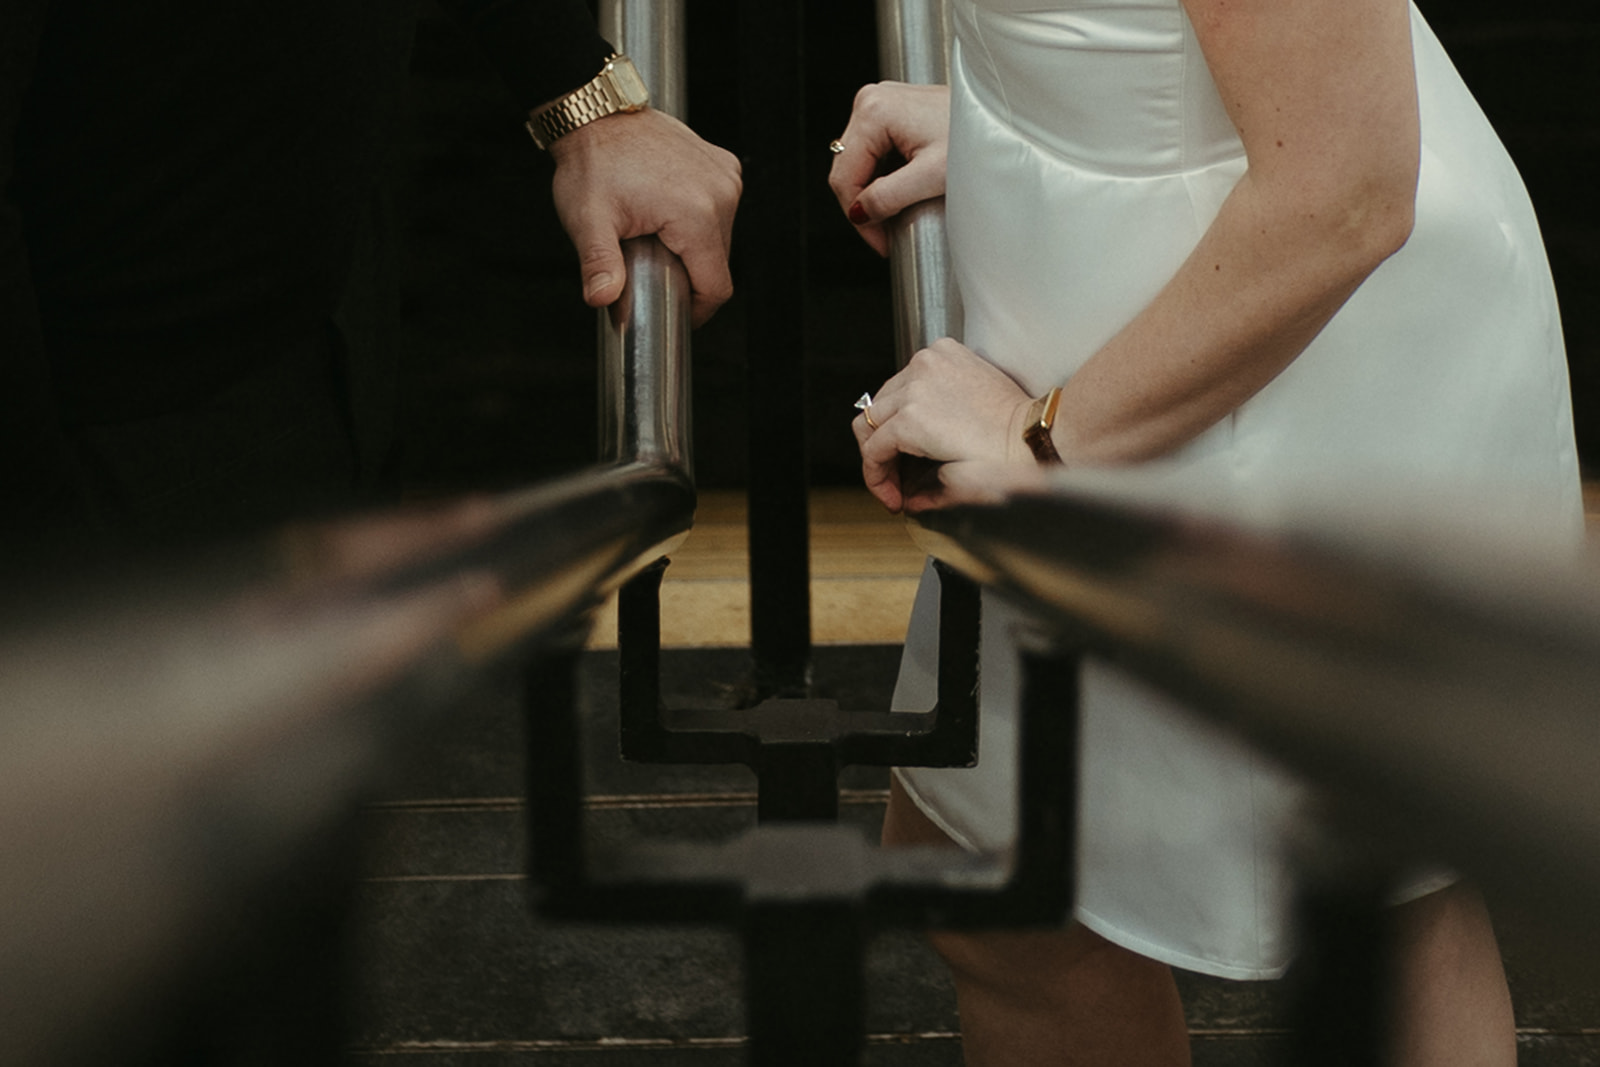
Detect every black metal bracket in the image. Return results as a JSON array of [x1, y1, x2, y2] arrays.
[[524, 626, 1080, 1064], [617, 557, 981, 822], [1282, 822, 1405, 1067]]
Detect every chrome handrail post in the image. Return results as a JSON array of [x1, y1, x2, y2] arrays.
[[597, 0, 693, 474], [875, 0, 962, 364]]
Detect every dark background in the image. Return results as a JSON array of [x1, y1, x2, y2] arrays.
[[394, 0, 1600, 496]]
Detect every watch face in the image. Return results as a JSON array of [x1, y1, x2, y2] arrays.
[[604, 58, 650, 110]]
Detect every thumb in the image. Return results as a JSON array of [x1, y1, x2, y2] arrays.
[[568, 216, 627, 307], [579, 243, 626, 308]]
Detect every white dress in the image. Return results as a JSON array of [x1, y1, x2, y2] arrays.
[[892, 0, 1584, 980]]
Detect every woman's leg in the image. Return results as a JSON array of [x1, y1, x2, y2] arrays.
[[882, 776, 1191, 1066], [1388, 883, 1516, 1067]]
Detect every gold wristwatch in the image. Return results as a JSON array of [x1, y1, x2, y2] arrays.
[[1022, 387, 1064, 465], [525, 54, 650, 150]]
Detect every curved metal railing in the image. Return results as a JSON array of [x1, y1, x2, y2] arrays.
[[0, 3, 694, 1062], [599, 2, 693, 471], [910, 484, 1600, 951], [876, 0, 962, 360]]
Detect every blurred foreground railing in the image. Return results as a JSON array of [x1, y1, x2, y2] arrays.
[[912, 481, 1600, 932], [0, 461, 691, 1065], [0, 4, 695, 1061], [905, 480, 1600, 1063]]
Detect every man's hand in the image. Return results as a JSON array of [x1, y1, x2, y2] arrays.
[[549, 108, 741, 326]]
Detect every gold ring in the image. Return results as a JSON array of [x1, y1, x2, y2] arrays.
[[829, 139, 847, 155], [856, 393, 879, 430]]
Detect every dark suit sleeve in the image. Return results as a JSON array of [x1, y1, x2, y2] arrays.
[[1, 0, 99, 552], [435, 0, 615, 111]]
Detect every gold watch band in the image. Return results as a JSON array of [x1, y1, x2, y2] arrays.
[[525, 54, 650, 150]]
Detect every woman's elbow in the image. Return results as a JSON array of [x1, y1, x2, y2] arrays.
[[1361, 182, 1417, 264], [1338, 165, 1418, 269], [1256, 158, 1418, 277]]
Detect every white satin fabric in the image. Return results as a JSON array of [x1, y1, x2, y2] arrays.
[[893, 0, 1582, 979]]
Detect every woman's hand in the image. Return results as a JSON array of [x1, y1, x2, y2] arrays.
[[828, 83, 951, 256], [853, 338, 1036, 512]]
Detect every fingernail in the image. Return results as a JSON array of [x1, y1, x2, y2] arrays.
[[848, 202, 869, 225], [584, 272, 614, 300]]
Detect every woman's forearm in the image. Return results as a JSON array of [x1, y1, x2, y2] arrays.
[[1052, 164, 1416, 465], [1051, 0, 1420, 466]]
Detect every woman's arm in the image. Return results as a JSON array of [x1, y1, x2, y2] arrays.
[[855, 0, 1420, 510], [1055, 0, 1420, 462]]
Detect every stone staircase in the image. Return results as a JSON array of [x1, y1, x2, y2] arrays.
[[347, 643, 1600, 1065]]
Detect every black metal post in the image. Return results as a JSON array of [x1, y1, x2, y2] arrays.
[[744, 899, 865, 1065], [740, 0, 812, 698], [755, 736, 842, 822], [1285, 841, 1397, 1067], [617, 558, 668, 756], [524, 635, 589, 904], [614, 561, 982, 822], [1006, 640, 1080, 920], [929, 560, 980, 766]]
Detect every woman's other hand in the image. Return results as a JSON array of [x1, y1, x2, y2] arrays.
[[853, 338, 1035, 512], [828, 83, 951, 256]]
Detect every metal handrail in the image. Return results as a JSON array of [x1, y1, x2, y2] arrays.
[[0, 2, 694, 1061], [599, 1, 693, 471], [0, 462, 689, 1065], [910, 485, 1600, 951], [877, 0, 962, 360]]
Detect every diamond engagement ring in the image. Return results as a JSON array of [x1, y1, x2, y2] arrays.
[[829, 139, 847, 155], [854, 391, 878, 430]]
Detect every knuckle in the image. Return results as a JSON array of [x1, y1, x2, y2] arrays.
[[712, 151, 742, 188], [854, 81, 895, 120], [678, 188, 721, 227]]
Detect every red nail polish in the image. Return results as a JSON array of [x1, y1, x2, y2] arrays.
[[848, 202, 869, 225]]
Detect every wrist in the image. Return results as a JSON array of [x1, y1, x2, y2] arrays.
[[526, 54, 650, 150]]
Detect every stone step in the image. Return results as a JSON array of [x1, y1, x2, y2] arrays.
[[349, 647, 1600, 1064]]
